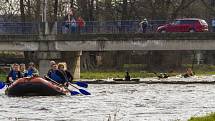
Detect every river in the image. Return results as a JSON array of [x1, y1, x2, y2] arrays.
[[0, 77, 215, 121]]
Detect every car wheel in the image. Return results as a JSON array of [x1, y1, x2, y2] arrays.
[[161, 30, 166, 33], [189, 29, 195, 32]]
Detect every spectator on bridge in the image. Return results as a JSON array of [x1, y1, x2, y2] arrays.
[[70, 17, 77, 32], [77, 16, 85, 33], [140, 18, 148, 33], [63, 9, 75, 33]]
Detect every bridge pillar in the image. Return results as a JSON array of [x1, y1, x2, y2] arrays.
[[196, 51, 203, 65], [61, 51, 82, 79], [37, 52, 61, 76]]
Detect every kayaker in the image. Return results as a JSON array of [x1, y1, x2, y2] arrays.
[[20, 63, 28, 77], [6, 63, 22, 84], [58, 63, 73, 83], [124, 71, 131, 81], [26, 62, 39, 77], [182, 68, 194, 78], [48, 63, 68, 86]]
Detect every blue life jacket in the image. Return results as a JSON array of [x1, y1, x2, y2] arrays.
[[9, 70, 20, 80], [50, 70, 64, 84], [27, 68, 33, 76], [12, 71, 18, 80]]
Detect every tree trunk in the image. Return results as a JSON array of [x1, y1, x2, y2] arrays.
[[122, 0, 128, 20], [54, 0, 58, 21], [20, 0, 25, 22]]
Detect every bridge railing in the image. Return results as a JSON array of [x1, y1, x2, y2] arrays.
[[0, 19, 212, 34], [58, 20, 167, 34], [0, 22, 39, 34]]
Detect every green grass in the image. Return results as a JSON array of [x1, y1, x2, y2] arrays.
[[80, 71, 179, 79], [80, 71, 156, 79], [0, 74, 6, 82], [188, 113, 215, 121]]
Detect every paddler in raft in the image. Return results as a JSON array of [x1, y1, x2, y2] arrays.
[[47, 63, 70, 86], [6, 63, 22, 85], [20, 63, 28, 77], [26, 62, 39, 77]]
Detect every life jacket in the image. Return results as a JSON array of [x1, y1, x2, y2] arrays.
[[8, 70, 20, 81], [50, 70, 64, 84], [27, 68, 33, 77]]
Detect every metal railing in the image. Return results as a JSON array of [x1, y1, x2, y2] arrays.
[[58, 20, 167, 34], [0, 22, 39, 34], [0, 19, 213, 34]]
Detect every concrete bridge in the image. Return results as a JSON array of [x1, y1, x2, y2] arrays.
[[1, 32, 215, 78]]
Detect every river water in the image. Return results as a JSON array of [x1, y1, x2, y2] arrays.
[[1, 77, 215, 121]]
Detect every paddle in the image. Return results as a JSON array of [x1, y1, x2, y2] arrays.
[[44, 76, 80, 96], [0, 81, 5, 89], [68, 82, 91, 95], [73, 81, 88, 88]]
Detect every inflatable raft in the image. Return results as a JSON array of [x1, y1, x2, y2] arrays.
[[5, 77, 69, 96]]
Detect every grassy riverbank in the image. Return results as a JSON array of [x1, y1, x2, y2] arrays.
[[80, 71, 178, 79], [188, 113, 215, 121]]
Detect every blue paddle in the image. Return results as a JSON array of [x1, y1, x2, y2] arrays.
[[44, 76, 81, 96], [0, 81, 5, 89], [73, 81, 88, 88], [69, 82, 91, 95], [70, 91, 80, 95]]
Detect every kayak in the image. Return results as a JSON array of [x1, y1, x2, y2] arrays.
[[5, 77, 69, 96]]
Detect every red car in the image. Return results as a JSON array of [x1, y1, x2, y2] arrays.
[[156, 18, 208, 33]]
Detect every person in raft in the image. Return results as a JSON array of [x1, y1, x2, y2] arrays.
[[58, 63, 73, 83], [47, 63, 69, 86], [20, 63, 28, 77], [182, 68, 194, 78], [26, 62, 39, 77], [6, 63, 22, 84]]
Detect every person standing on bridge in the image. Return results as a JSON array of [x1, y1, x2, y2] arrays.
[[140, 18, 148, 33], [77, 16, 85, 33]]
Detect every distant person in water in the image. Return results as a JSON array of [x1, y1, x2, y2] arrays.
[[6, 63, 22, 84], [26, 62, 39, 77], [153, 72, 169, 79], [124, 71, 131, 81], [183, 68, 194, 78], [20, 63, 27, 77]]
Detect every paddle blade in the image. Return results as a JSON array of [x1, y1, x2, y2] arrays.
[[70, 91, 80, 95], [0, 82, 5, 89], [74, 82, 88, 88], [79, 89, 91, 95]]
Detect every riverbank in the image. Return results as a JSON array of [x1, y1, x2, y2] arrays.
[[188, 113, 215, 121]]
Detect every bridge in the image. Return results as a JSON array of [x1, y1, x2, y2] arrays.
[[1, 33, 215, 51], [0, 32, 215, 78]]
